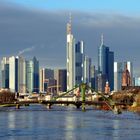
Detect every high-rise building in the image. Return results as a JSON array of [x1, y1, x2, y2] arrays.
[[98, 34, 114, 91], [26, 60, 33, 93], [66, 14, 75, 91], [90, 65, 97, 90], [18, 56, 26, 93], [26, 57, 39, 93], [84, 56, 91, 84], [75, 41, 85, 85], [9, 56, 18, 92], [39, 68, 45, 93], [1, 57, 9, 89], [54, 69, 67, 93], [114, 62, 123, 91]]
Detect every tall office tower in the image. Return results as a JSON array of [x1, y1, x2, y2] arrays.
[[26, 60, 33, 93], [84, 56, 91, 84], [114, 62, 123, 91], [9, 56, 18, 92], [90, 65, 97, 89], [1, 57, 9, 89], [26, 57, 39, 93], [39, 68, 45, 93], [98, 34, 114, 91], [54, 69, 67, 93], [33, 57, 39, 93], [124, 61, 133, 86], [97, 73, 106, 92], [66, 14, 75, 91], [18, 56, 26, 93], [75, 41, 85, 85]]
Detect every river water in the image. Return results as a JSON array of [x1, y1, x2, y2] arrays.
[[0, 105, 140, 140]]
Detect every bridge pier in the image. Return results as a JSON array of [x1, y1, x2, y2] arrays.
[[47, 104, 52, 109], [113, 105, 122, 114], [81, 84, 86, 112], [82, 103, 86, 111], [76, 104, 81, 109], [16, 104, 20, 109]]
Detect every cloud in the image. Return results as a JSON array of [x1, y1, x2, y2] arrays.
[[0, 1, 140, 75], [18, 46, 35, 56]]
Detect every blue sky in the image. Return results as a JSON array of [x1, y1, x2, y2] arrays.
[[8, 0, 140, 14]]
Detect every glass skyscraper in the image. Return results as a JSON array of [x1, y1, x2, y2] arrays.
[[1, 57, 9, 89], [26, 57, 39, 93], [98, 35, 114, 91]]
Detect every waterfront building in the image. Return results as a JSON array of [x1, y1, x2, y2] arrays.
[[114, 62, 123, 91], [54, 69, 67, 93], [1, 57, 9, 89], [18, 56, 26, 93], [9, 56, 18, 92], [98, 34, 114, 91]]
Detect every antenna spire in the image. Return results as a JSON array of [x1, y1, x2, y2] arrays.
[[101, 33, 104, 45], [67, 12, 72, 34]]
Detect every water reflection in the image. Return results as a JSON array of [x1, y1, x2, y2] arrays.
[[0, 105, 140, 140], [8, 112, 16, 129]]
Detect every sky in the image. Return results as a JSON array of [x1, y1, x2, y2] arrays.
[[1, 0, 140, 76]]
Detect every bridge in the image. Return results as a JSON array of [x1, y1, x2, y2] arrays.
[[1, 83, 131, 114]]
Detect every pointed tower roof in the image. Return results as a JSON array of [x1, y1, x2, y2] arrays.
[[101, 33, 104, 45]]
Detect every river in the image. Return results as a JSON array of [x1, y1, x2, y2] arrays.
[[0, 104, 140, 140]]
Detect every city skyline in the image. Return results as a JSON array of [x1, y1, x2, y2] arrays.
[[0, 0, 140, 76]]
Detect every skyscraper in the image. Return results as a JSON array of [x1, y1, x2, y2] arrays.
[[84, 56, 91, 84], [75, 41, 85, 85], [39, 68, 45, 93], [66, 14, 75, 90], [1, 57, 9, 89], [98, 34, 114, 91], [9, 56, 18, 92], [26, 57, 39, 93], [18, 56, 26, 93], [26, 60, 33, 93], [54, 69, 67, 93], [114, 62, 123, 91]]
